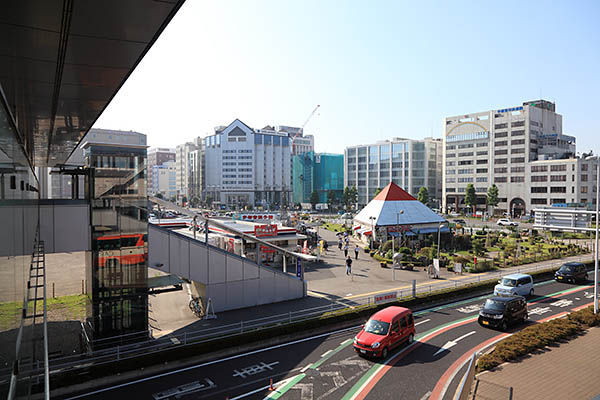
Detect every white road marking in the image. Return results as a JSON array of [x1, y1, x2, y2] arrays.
[[320, 371, 347, 388], [293, 383, 314, 400], [321, 350, 333, 358], [301, 363, 312, 372], [433, 331, 476, 357], [529, 306, 552, 315], [419, 390, 432, 400], [341, 338, 352, 345], [550, 299, 574, 308], [415, 318, 431, 326], [232, 361, 279, 379]]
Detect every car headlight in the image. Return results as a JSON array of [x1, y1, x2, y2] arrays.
[[353, 338, 358, 344], [491, 314, 503, 319], [371, 342, 380, 349]]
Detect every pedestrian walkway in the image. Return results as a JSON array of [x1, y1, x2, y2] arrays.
[[473, 327, 600, 400]]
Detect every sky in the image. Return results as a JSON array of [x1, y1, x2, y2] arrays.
[[94, 0, 600, 154]]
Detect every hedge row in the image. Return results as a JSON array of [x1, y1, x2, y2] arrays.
[[477, 306, 600, 371]]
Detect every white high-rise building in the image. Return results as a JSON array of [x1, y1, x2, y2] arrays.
[[147, 148, 175, 195], [443, 100, 582, 216], [344, 138, 442, 207], [152, 160, 177, 199], [175, 137, 202, 201], [204, 119, 292, 207]]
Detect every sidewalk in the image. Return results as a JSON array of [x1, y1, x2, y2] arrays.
[[473, 327, 600, 400]]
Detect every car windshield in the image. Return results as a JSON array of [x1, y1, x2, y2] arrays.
[[484, 299, 506, 311], [364, 319, 390, 335], [500, 278, 517, 287], [558, 265, 576, 273]]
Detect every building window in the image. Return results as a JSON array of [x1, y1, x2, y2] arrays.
[[495, 149, 508, 155], [550, 164, 566, 172], [476, 168, 488, 173], [458, 152, 474, 157], [458, 160, 473, 165], [446, 188, 456, 192], [582, 186, 588, 193], [477, 142, 488, 147], [582, 175, 588, 181], [495, 140, 508, 147], [531, 187, 547, 193], [458, 144, 474, 149], [446, 161, 455, 166], [495, 158, 508, 164], [511, 139, 525, 145], [476, 151, 488, 156], [511, 157, 525, 163], [458, 177, 473, 183], [446, 153, 456, 158], [551, 198, 566, 204], [531, 198, 547, 205], [446, 177, 456, 183], [531, 175, 547, 182], [511, 130, 525, 136], [512, 148, 525, 154], [550, 175, 567, 182], [511, 166, 525, 173], [495, 132, 508, 138], [476, 177, 488, 182], [458, 169, 473, 174], [495, 167, 507, 173], [495, 177, 507, 183], [511, 176, 525, 183], [446, 145, 456, 150], [582, 164, 588, 171], [531, 165, 548, 172], [495, 123, 508, 129], [447, 169, 455, 174], [477, 159, 488, 164]]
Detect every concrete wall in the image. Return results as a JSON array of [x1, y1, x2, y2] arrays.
[[39, 200, 90, 253], [148, 224, 305, 313]]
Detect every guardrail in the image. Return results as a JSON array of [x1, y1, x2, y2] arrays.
[[1, 254, 591, 387]]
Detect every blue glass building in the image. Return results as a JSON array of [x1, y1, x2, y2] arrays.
[[292, 152, 344, 204]]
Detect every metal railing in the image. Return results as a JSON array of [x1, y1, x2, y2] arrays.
[[1, 253, 591, 386]]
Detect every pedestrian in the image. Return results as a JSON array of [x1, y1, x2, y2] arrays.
[[338, 239, 342, 250], [323, 240, 329, 251], [354, 245, 360, 260], [346, 256, 352, 275], [344, 243, 349, 257]]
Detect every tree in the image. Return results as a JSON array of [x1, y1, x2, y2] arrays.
[[417, 187, 429, 205], [348, 186, 358, 209], [373, 187, 382, 199], [155, 192, 164, 199], [327, 190, 337, 209], [181, 195, 188, 206], [310, 190, 319, 209], [342, 186, 358, 210], [487, 184, 499, 215], [464, 184, 477, 215], [190, 196, 200, 208], [205, 195, 213, 207]]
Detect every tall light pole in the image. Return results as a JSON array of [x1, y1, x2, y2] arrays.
[[437, 223, 445, 259], [595, 157, 599, 314], [394, 210, 404, 253], [369, 216, 376, 249]]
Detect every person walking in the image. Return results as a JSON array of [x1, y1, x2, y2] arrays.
[[344, 243, 349, 257], [338, 239, 343, 251], [354, 245, 360, 260], [346, 256, 352, 275]]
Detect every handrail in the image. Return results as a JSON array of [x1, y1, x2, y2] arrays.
[[454, 352, 477, 400]]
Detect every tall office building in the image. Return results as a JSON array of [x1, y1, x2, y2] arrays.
[[204, 119, 292, 207], [344, 138, 442, 207], [189, 143, 205, 201], [175, 137, 202, 202], [292, 152, 344, 204], [152, 160, 177, 199], [147, 148, 175, 195], [443, 100, 582, 216]]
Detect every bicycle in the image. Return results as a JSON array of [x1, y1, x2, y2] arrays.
[[189, 296, 204, 318]]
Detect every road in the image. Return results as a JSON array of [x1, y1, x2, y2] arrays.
[[61, 279, 595, 400]]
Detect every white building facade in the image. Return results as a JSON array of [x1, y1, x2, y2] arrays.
[[152, 160, 177, 199], [204, 119, 292, 208], [175, 137, 202, 201], [443, 99, 583, 216], [344, 137, 442, 207]]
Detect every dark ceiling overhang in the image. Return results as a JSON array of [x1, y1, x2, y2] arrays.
[[0, 0, 185, 167]]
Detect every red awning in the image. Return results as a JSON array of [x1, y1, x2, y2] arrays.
[[363, 230, 372, 236], [353, 225, 361, 230]]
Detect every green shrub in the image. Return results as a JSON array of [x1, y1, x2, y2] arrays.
[[385, 249, 393, 259]]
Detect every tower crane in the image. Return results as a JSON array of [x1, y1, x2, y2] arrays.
[[292, 105, 320, 154]]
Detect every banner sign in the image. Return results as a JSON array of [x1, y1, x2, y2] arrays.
[[254, 224, 278, 237], [374, 292, 397, 304]]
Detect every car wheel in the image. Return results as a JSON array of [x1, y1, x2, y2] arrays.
[[529, 288, 534, 297], [584, 274, 588, 282], [381, 347, 389, 359], [407, 334, 414, 344], [500, 321, 508, 332]]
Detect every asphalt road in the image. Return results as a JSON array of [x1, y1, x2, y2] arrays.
[[61, 279, 596, 400]]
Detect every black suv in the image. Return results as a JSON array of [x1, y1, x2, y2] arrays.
[[478, 296, 527, 331], [555, 262, 588, 283]]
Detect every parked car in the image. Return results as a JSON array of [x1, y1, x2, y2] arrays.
[[449, 211, 460, 217], [453, 218, 467, 226], [555, 262, 588, 283], [353, 306, 415, 358], [494, 273, 534, 297], [497, 218, 518, 227], [478, 296, 528, 331]]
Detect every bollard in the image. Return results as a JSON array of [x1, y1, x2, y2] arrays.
[[52, 282, 55, 298], [82, 279, 84, 294], [269, 378, 274, 391]]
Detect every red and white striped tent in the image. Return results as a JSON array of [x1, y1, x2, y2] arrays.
[[353, 182, 447, 239]]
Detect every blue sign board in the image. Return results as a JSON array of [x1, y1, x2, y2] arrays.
[[296, 258, 302, 278]]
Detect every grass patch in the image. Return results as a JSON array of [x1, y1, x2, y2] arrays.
[[0, 294, 86, 330], [477, 306, 600, 371]]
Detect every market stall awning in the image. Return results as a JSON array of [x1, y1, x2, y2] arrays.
[[404, 226, 450, 236]]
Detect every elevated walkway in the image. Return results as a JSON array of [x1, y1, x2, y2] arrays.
[[148, 224, 306, 313]]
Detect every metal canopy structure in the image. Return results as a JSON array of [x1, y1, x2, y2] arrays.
[[533, 208, 594, 232], [0, 0, 185, 167]]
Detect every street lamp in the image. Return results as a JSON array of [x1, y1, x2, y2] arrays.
[[394, 210, 404, 253], [437, 223, 445, 259]]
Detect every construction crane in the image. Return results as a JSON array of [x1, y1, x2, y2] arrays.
[[292, 104, 320, 154]]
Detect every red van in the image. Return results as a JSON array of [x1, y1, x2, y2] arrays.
[[353, 306, 415, 358]]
